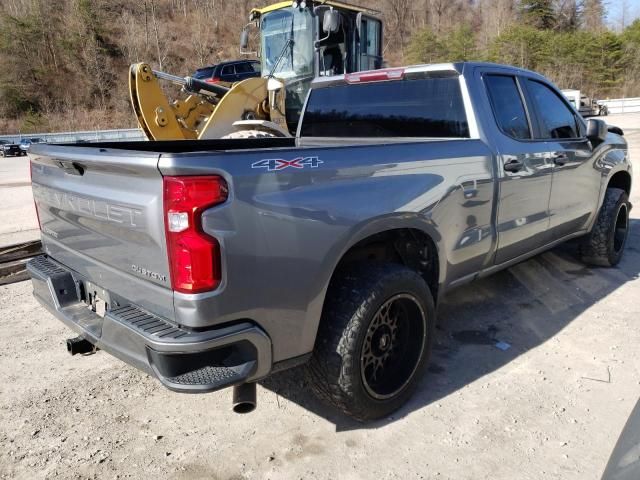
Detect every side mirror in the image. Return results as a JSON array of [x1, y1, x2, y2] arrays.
[[323, 10, 340, 34], [586, 118, 607, 144], [240, 29, 249, 50]]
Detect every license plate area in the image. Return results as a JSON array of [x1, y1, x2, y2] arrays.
[[84, 281, 111, 318]]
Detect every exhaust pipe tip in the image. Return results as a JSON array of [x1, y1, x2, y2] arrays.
[[66, 336, 95, 356], [232, 383, 257, 414]]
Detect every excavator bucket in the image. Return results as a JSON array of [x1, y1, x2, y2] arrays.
[[129, 63, 197, 140], [198, 77, 270, 140]]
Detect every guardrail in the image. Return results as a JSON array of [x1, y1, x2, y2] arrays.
[[0, 128, 146, 144], [600, 97, 640, 114], [1, 99, 638, 144]]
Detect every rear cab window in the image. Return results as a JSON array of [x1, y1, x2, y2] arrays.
[[300, 75, 470, 138], [193, 67, 215, 79], [484, 74, 531, 140]]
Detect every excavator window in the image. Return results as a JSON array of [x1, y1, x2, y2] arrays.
[[359, 17, 383, 71], [317, 8, 382, 76], [261, 7, 314, 79], [317, 8, 356, 76]]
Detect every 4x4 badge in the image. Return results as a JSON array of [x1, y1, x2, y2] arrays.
[[252, 156, 323, 172]]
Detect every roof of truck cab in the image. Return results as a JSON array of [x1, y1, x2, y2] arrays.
[[310, 62, 546, 89], [252, 1, 378, 16]]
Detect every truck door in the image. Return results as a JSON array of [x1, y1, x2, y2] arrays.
[[522, 79, 600, 239], [482, 73, 555, 264]]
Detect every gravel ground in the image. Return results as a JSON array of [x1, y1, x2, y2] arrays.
[[1, 116, 639, 479]]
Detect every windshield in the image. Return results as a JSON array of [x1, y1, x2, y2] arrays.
[[260, 7, 314, 80]]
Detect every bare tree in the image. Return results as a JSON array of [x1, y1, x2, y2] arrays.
[[582, 0, 605, 31]]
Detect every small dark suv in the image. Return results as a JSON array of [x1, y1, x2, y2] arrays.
[[0, 139, 25, 157], [192, 60, 261, 87]]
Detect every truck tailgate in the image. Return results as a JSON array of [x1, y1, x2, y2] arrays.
[[30, 145, 174, 320]]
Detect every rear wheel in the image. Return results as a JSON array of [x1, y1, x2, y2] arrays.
[[580, 187, 630, 267], [306, 263, 434, 421], [222, 130, 278, 139]]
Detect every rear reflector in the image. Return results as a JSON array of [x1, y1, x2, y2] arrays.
[[345, 68, 405, 84], [163, 176, 228, 294]]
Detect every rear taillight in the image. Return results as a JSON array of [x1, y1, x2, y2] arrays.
[[205, 77, 221, 84], [163, 176, 228, 294], [345, 68, 405, 84]]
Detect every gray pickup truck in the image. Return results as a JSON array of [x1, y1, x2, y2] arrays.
[[27, 62, 632, 421]]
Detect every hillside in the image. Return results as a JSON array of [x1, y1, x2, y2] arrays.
[[0, 0, 639, 134]]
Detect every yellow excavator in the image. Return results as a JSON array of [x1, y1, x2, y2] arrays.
[[129, 0, 383, 140]]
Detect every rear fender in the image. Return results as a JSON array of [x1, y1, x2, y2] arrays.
[[301, 213, 445, 355]]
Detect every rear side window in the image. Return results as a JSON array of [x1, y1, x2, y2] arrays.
[[526, 80, 579, 139], [485, 75, 531, 140], [300, 78, 469, 138], [221, 65, 235, 76], [235, 62, 252, 74]]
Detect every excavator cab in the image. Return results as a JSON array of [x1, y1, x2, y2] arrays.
[[247, 1, 383, 131], [129, 1, 383, 141]]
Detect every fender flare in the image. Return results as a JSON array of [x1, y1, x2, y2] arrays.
[[300, 213, 445, 351]]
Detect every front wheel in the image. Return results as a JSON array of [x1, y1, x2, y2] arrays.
[[580, 188, 630, 267], [306, 263, 434, 421]]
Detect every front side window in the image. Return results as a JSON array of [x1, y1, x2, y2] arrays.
[[527, 80, 579, 139], [485, 75, 531, 140], [301, 77, 469, 138]]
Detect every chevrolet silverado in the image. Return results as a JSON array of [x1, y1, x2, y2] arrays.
[[27, 62, 632, 421]]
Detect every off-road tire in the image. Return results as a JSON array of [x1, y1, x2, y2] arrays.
[[306, 263, 435, 421], [580, 187, 630, 267], [222, 130, 278, 139]]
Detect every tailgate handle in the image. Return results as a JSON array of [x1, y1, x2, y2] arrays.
[[57, 160, 85, 176]]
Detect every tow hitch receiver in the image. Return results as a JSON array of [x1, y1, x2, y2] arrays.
[[66, 336, 96, 356]]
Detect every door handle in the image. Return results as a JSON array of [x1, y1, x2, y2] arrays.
[[503, 159, 524, 173], [553, 153, 568, 166]]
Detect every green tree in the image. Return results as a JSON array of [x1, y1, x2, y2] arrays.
[[406, 28, 447, 64], [446, 25, 477, 61], [620, 20, 640, 95], [590, 32, 624, 95], [488, 25, 550, 70], [519, 0, 555, 30]]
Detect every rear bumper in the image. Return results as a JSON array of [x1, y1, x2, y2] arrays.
[[27, 255, 272, 393]]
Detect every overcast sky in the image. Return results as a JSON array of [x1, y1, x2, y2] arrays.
[[606, 0, 640, 29]]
